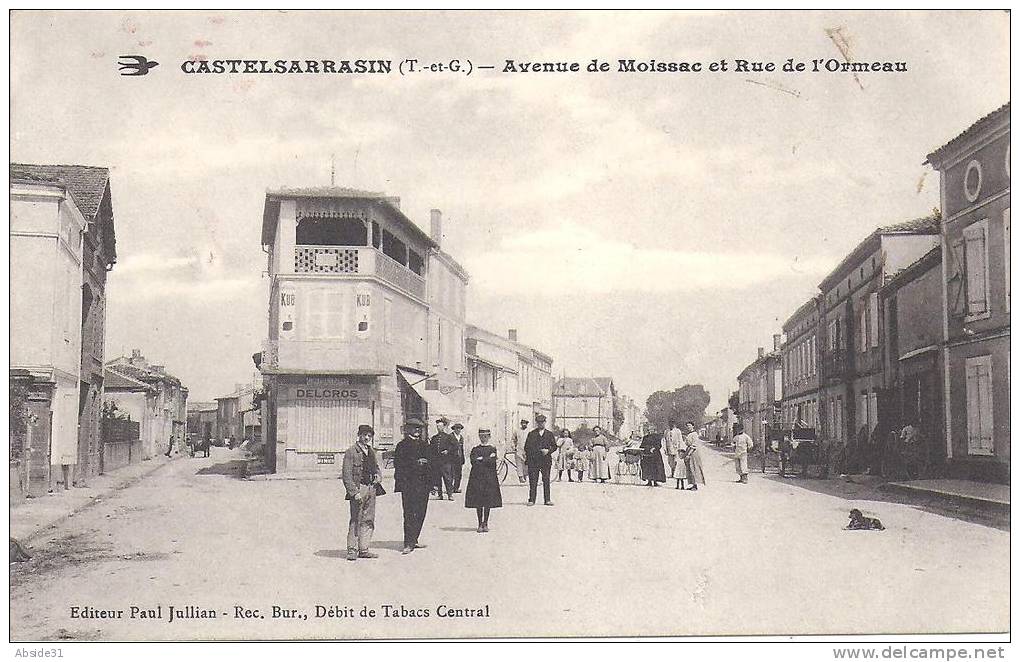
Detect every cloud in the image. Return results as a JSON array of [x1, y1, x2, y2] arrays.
[[462, 222, 835, 296]]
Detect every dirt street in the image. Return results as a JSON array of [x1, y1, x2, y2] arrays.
[[9, 445, 1009, 640]]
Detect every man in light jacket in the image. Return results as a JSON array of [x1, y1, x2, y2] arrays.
[[509, 419, 530, 484], [732, 423, 754, 484], [341, 425, 382, 561]]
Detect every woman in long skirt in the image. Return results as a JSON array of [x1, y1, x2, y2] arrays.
[[639, 433, 667, 486], [589, 426, 612, 483], [681, 422, 707, 490], [465, 428, 502, 532], [555, 429, 574, 481]]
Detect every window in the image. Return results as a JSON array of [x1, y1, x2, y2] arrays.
[[306, 289, 346, 339], [963, 219, 990, 317], [408, 249, 424, 276], [859, 306, 868, 353], [296, 215, 367, 246], [868, 293, 879, 348], [371, 221, 381, 248], [382, 230, 407, 265], [1004, 209, 1010, 311], [965, 355, 994, 456]]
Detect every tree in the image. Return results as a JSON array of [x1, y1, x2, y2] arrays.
[[645, 385, 712, 433]]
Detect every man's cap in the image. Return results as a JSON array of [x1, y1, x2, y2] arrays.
[[358, 424, 375, 435], [436, 416, 450, 424], [535, 414, 547, 422], [452, 423, 464, 430], [478, 428, 491, 434], [405, 418, 425, 428], [520, 419, 529, 424]]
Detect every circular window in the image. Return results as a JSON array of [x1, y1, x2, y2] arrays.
[[964, 159, 982, 203]]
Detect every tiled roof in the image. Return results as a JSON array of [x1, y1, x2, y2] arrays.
[[555, 377, 609, 397], [105, 359, 183, 387], [187, 401, 219, 413], [104, 367, 153, 391], [878, 213, 941, 235], [10, 163, 110, 221], [882, 245, 942, 293], [925, 103, 1010, 167], [266, 186, 386, 199]]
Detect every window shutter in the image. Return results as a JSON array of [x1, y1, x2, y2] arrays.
[[965, 357, 995, 455], [859, 306, 868, 352], [948, 239, 967, 317], [326, 291, 345, 339], [964, 223, 988, 315]]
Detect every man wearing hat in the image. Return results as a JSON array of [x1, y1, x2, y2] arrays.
[[394, 418, 432, 554], [524, 414, 558, 506], [429, 417, 456, 500], [450, 422, 467, 493], [341, 425, 382, 561], [509, 418, 530, 484]]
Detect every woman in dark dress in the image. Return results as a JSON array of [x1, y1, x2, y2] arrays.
[[465, 428, 502, 532], [640, 432, 667, 487]]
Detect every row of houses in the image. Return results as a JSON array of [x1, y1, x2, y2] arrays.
[[734, 103, 1010, 483], [255, 187, 557, 472]]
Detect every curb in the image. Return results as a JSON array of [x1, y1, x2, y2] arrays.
[[881, 482, 1011, 514], [17, 454, 182, 544]]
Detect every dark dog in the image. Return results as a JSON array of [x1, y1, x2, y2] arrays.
[[846, 508, 885, 531]]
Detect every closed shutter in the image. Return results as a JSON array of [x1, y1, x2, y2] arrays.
[[289, 399, 366, 453], [325, 291, 346, 339], [306, 290, 329, 339], [965, 356, 994, 456], [964, 221, 989, 315]]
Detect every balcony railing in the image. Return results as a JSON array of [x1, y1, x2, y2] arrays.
[[293, 245, 426, 300]]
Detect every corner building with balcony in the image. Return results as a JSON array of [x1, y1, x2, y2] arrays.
[[259, 188, 468, 473]]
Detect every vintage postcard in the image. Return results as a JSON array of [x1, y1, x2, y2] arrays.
[[7, 9, 1011, 647]]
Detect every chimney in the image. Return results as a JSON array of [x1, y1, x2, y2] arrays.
[[508, 329, 518, 342], [773, 334, 782, 351], [430, 209, 443, 246], [130, 349, 146, 367], [757, 346, 765, 359]]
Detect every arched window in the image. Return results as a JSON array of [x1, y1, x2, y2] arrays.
[[295, 215, 368, 246]]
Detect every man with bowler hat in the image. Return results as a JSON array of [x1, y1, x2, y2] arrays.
[[524, 414, 557, 506], [394, 418, 431, 554], [341, 424, 382, 561]]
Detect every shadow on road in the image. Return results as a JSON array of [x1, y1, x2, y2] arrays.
[[439, 526, 478, 532], [195, 460, 249, 479], [314, 549, 347, 558]]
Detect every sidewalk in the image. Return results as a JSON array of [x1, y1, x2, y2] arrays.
[[883, 478, 1010, 513], [10, 452, 179, 542]]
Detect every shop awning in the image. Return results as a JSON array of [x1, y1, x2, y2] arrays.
[[397, 368, 466, 421]]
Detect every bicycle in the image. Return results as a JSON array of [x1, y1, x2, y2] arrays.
[[496, 449, 520, 484]]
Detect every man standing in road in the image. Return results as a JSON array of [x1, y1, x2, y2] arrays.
[[394, 419, 431, 555], [663, 420, 683, 477], [510, 419, 530, 484], [524, 414, 557, 506], [341, 425, 381, 561], [732, 423, 754, 484], [450, 422, 467, 494], [430, 417, 456, 500]]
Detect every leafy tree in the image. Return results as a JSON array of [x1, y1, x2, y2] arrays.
[[645, 385, 712, 433]]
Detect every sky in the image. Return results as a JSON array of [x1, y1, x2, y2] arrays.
[[9, 10, 1010, 407]]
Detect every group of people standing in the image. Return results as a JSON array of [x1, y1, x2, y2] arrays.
[[548, 425, 614, 483]]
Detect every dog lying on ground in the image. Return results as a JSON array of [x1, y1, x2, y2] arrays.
[[846, 508, 885, 530]]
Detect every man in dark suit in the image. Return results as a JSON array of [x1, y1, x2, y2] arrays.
[[394, 419, 431, 555], [429, 417, 456, 500], [524, 414, 557, 506], [450, 422, 467, 493]]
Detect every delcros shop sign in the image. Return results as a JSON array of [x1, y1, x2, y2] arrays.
[[286, 376, 369, 400], [294, 385, 362, 400]]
